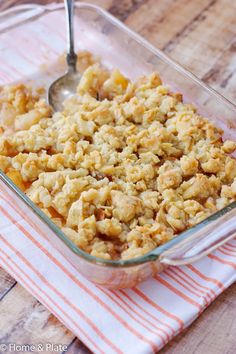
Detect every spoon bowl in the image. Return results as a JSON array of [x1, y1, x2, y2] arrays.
[[48, 71, 81, 112]]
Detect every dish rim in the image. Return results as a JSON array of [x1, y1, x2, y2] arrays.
[[0, 1, 236, 268]]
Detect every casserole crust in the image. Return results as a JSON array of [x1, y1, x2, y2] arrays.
[[1, 54, 236, 260]]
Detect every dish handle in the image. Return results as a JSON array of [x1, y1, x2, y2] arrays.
[[159, 203, 236, 266]]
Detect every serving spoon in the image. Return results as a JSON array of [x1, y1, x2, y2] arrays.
[[48, 0, 80, 111]]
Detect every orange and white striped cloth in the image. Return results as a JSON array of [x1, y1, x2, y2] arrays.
[[0, 183, 236, 353], [0, 4, 236, 353]]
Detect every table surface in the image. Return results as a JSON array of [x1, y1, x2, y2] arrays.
[[0, 0, 236, 353]]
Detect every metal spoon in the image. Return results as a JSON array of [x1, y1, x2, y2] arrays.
[[48, 0, 80, 111]]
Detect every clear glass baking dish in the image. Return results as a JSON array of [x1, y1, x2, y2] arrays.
[[0, 2, 236, 289]]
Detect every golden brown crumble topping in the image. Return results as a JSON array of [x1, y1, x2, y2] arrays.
[[1, 54, 236, 260]]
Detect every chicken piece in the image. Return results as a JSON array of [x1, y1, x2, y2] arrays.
[[111, 190, 142, 222], [103, 69, 129, 98], [67, 198, 86, 227], [96, 218, 122, 237], [63, 216, 96, 249], [14, 99, 52, 131], [180, 155, 199, 176], [157, 167, 182, 192], [181, 174, 220, 200], [140, 190, 159, 210]]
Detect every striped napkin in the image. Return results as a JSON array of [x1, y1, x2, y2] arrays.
[[0, 3, 236, 353], [0, 180, 236, 354]]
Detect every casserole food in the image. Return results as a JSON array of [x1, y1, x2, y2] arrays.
[[1, 63, 236, 262], [0, 3, 236, 288]]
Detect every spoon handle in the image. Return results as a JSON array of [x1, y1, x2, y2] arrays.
[[64, 0, 77, 72]]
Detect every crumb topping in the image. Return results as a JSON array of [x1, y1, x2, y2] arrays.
[[1, 55, 236, 260]]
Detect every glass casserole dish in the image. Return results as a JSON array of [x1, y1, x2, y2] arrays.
[[0, 2, 236, 289]]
